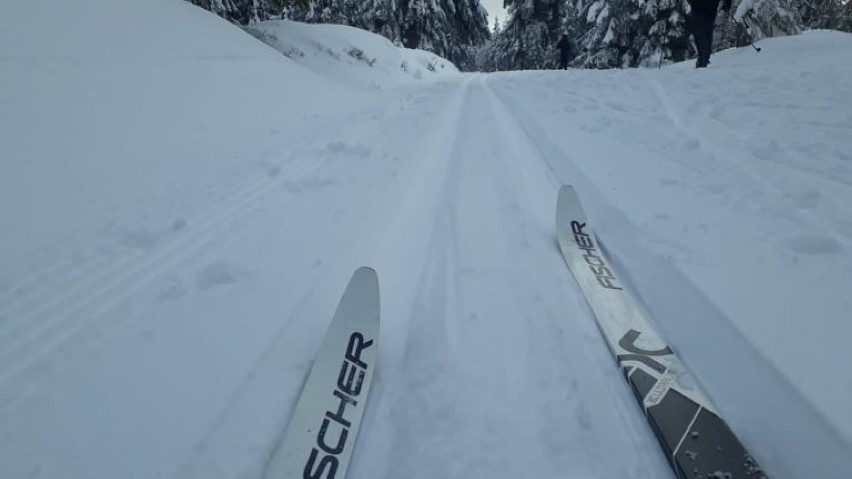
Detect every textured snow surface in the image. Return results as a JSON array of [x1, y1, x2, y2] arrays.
[[1, 0, 851, 477], [248, 19, 458, 89]]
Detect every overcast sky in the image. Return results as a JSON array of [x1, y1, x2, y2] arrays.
[[479, 0, 508, 26]]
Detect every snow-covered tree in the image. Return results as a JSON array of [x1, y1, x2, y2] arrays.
[[731, 0, 802, 39], [187, 0, 270, 24], [572, 0, 693, 68], [843, 0, 852, 31], [285, 0, 490, 71], [479, 0, 694, 70], [283, 0, 369, 26], [793, 0, 847, 30], [477, 0, 573, 71]]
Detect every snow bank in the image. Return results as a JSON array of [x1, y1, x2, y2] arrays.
[[0, 2, 398, 477], [247, 19, 459, 89]]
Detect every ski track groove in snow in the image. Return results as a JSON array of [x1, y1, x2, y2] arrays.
[[481, 78, 673, 476], [0, 165, 274, 317], [0, 105, 378, 317], [346, 77, 475, 479], [0, 165, 310, 410], [0, 85, 403, 314], [348, 76, 672, 479], [170, 80, 472, 479], [0, 101, 403, 413]]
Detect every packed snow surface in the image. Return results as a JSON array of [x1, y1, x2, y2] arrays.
[[1, 0, 851, 477]]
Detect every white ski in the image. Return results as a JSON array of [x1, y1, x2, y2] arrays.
[[264, 267, 380, 479], [556, 185, 766, 478]]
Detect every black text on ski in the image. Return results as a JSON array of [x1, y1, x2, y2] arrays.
[[303, 332, 374, 479], [571, 221, 622, 290]]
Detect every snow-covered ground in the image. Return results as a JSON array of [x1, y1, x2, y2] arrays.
[[2, 0, 851, 478], [246, 19, 457, 89]]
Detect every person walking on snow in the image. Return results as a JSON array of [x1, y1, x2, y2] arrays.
[[557, 34, 571, 70], [689, 0, 732, 67]]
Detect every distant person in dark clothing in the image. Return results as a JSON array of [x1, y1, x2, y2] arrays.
[[557, 34, 571, 70], [690, 0, 732, 67]]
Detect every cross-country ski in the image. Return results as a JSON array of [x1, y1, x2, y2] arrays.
[[556, 185, 766, 478]]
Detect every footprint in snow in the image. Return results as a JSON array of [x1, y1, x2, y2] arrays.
[[172, 218, 187, 231], [157, 277, 188, 301], [264, 164, 282, 178], [791, 189, 821, 209], [283, 177, 337, 194], [325, 141, 371, 158], [684, 138, 700, 150], [115, 226, 159, 250], [783, 236, 843, 255], [195, 261, 248, 290]]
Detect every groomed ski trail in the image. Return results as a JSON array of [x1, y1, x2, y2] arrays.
[[351, 77, 671, 478], [5, 34, 851, 478]]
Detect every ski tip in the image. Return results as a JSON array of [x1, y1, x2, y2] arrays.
[[557, 184, 578, 203], [556, 184, 581, 233], [349, 267, 379, 297], [338, 267, 380, 321], [353, 266, 378, 282]]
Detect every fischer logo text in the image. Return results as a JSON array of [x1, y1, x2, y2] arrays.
[[303, 332, 374, 479], [571, 221, 622, 290]]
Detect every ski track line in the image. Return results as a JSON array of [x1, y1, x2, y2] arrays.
[[0, 191, 305, 414], [0, 169, 269, 324], [0, 253, 112, 312], [378, 80, 516, 479], [173, 82, 471, 479], [481, 79, 667, 477], [0, 100, 397, 315], [0, 155, 269, 318], [373, 78, 661, 478], [361, 77, 474, 368], [0, 154, 316, 360], [0, 113, 397, 411], [0, 168, 260, 314], [0, 97, 397, 340], [0, 121, 360, 317], [163, 83, 466, 478], [345, 79, 474, 479], [645, 75, 852, 249]]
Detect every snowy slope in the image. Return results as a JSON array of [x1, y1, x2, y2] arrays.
[[247, 19, 458, 89], [2, 1, 851, 479]]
